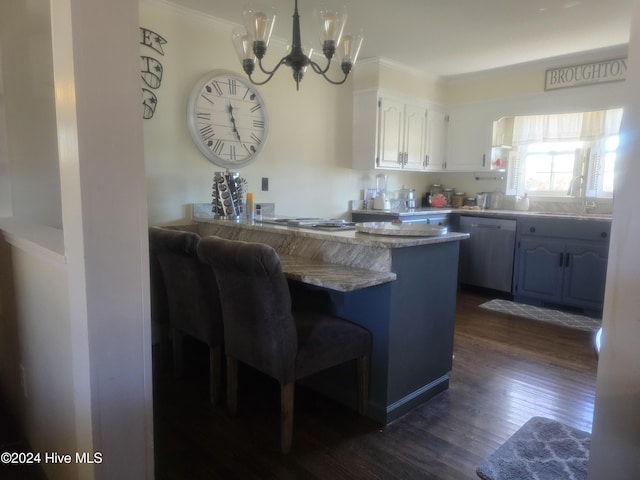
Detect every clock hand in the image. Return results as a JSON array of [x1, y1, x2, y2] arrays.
[[227, 103, 241, 141]]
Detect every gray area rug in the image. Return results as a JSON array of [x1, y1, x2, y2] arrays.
[[479, 299, 601, 333], [476, 416, 590, 480]]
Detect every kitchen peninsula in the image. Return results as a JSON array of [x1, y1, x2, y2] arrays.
[[185, 213, 469, 424]]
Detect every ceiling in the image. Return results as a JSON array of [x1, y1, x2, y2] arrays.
[[170, 0, 634, 78]]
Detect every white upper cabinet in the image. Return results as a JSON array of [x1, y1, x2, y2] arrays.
[[377, 97, 407, 169], [424, 109, 447, 171], [445, 109, 491, 171], [404, 103, 436, 170], [445, 106, 493, 171], [353, 90, 446, 172]]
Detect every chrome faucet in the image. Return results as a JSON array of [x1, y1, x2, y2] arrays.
[[567, 175, 584, 197]]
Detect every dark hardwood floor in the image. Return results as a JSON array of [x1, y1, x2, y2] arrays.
[[153, 290, 598, 480]]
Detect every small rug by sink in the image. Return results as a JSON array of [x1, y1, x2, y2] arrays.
[[476, 416, 590, 480], [479, 299, 601, 333]]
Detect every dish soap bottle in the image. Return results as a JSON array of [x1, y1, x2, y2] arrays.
[[245, 192, 254, 222]]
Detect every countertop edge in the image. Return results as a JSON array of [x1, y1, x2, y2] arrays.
[[279, 254, 397, 292], [195, 217, 469, 247]]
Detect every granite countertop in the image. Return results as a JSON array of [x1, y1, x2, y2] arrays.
[[192, 216, 469, 292], [278, 254, 396, 292], [352, 207, 613, 222], [196, 217, 469, 248]]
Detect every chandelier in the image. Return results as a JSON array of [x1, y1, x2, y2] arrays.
[[232, 0, 363, 90]]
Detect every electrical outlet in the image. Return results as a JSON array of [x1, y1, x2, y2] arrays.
[[19, 363, 28, 398], [261, 177, 269, 191]]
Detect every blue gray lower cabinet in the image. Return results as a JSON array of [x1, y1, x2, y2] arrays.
[[298, 241, 460, 424], [512, 217, 610, 316]]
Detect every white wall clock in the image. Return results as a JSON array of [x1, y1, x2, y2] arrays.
[[187, 70, 269, 168]]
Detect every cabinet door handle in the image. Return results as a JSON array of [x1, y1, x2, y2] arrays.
[[397, 152, 403, 165], [482, 153, 486, 167], [565, 253, 571, 267], [559, 252, 564, 267]]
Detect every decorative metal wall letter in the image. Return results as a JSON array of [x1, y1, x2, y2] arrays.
[[140, 27, 168, 119]]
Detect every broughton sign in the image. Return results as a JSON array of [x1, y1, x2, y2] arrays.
[[545, 57, 627, 91]]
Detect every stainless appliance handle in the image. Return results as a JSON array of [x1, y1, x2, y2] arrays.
[[471, 223, 502, 229]]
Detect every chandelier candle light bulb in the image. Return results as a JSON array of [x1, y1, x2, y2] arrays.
[[252, 12, 270, 41], [341, 34, 361, 63], [243, 6, 276, 49], [321, 12, 337, 40]]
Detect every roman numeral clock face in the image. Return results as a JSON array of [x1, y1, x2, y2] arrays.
[[187, 71, 269, 168]]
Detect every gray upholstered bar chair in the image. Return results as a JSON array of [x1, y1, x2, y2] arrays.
[[149, 227, 224, 404], [197, 236, 371, 454]]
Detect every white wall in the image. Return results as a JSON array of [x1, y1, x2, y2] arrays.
[[0, 0, 62, 228], [140, 1, 430, 224], [1, 0, 154, 478], [53, 0, 154, 478], [10, 246, 77, 479], [0, 3, 78, 478], [588, 0, 640, 476], [444, 44, 628, 106]]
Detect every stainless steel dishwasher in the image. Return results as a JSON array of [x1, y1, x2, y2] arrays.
[[458, 216, 516, 293]]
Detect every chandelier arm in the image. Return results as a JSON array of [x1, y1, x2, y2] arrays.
[[247, 58, 287, 86], [308, 58, 332, 75], [307, 58, 349, 85], [257, 56, 288, 76], [318, 70, 349, 85], [247, 73, 276, 86]]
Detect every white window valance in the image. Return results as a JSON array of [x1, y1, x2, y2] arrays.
[[512, 109, 623, 144]]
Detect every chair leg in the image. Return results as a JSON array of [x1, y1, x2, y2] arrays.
[[226, 356, 238, 416], [209, 346, 222, 405], [172, 329, 183, 378], [357, 354, 369, 416], [280, 382, 295, 454]]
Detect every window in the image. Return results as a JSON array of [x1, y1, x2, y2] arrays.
[[504, 109, 623, 198], [523, 141, 583, 195]]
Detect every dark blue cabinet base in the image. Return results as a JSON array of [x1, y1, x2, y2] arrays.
[[298, 241, 460, 424], [513, 218, 610, 317]]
